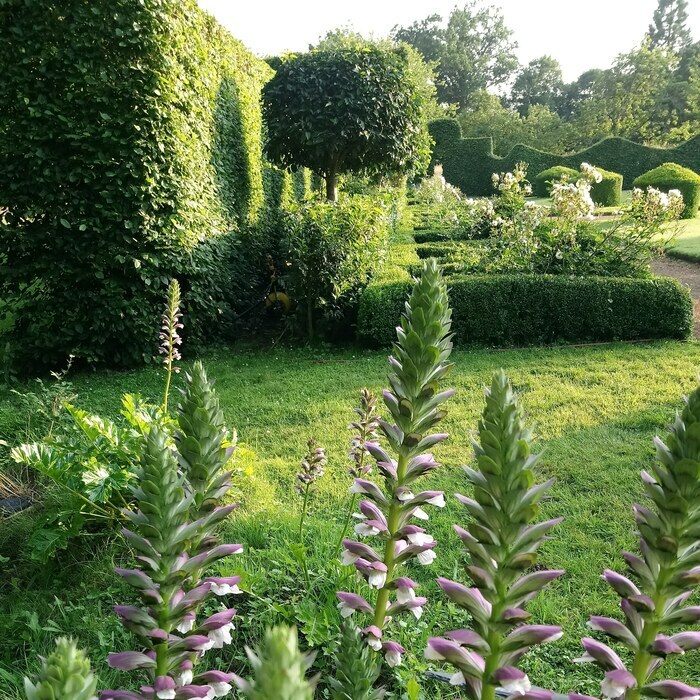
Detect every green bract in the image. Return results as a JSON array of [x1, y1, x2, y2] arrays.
[[24, 638, 97, 700], [329, 624, 385, 700], [237, 626, 316, 700], [263, 47, 431, 200]]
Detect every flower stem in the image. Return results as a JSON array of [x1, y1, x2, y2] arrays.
[[163, 356, 172, 413], [334, 493, 357, 559], [372, 453, 406, 630]]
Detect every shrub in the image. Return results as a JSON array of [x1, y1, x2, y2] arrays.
[[0, 0, 271, 371], [358, 272, 692, 346], [279, 196, 391, 339], [590, 167, 623, 206], [533, 166, 579, 197], [633, 162, 700, 218]]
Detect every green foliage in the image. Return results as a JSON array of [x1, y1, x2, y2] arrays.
[[430, 119, 700, 197], [278, 196, 391, 338], [392, 3, 518, 108], [0, 0, 271, 370], [590, 167, 623, 206], [24, 638, 96, 700], [329, 625, 384, 700], [11, 393, 169, 561], [533, 166, 580, 197], [633, 162, 700, 218], [239, 626, 315, 700], [648, 0, 692, 52], [262, 47, 431, 199], [358, 272, 693, 347]]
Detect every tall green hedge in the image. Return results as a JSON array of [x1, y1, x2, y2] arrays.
[[0, 0, 272, 370], [430, 119, 700, 197], [358, 272, 692, 346]]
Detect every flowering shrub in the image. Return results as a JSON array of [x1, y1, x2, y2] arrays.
[[491, 162, 532, 220]]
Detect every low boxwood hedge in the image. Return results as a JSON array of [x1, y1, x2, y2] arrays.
[[632, 163, 700, 219], [533, 166, 579, 197], [357, 272, 692, 347], [414, 230, 452, 243]]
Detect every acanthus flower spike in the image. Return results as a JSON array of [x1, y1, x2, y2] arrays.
[[337, 259, 454, 664], [102, 365, 242, 700], [427, 371, 563, 700], [579, 380, 700, 700]]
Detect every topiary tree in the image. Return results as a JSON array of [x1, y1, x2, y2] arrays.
[[633, 162, 700, 218], [590, 166, 623, 207], [533, 166, 580, 197], [262, 47, 431, 202]]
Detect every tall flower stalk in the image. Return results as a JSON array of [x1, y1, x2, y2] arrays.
[[160, 279, 183, 413], [426, 371, 564, 700], [336, 259, 454, 668], [335, 389, 381, 558], [296, 438, 327, 543], [102, 365, 242, 700], [575, 384, 700, 700]]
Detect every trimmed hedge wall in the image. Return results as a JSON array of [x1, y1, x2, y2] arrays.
[[358, 273, 693, 346], [632, 163, 700, 219], [0, 0, 272, 370], [430, 119, 700, 197]]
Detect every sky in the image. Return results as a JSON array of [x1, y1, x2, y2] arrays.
[[197, 0, 700, 83]]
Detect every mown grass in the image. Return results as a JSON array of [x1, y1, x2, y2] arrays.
[[2, 341, 700, 696], [668, 215, 700, 262]]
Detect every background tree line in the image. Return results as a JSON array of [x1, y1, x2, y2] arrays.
[[306, 0, 699, 157]]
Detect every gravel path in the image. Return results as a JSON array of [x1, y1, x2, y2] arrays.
[[652, 256, 700, 338]]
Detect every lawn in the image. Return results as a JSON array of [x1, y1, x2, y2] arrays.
[[2, 340, 700, 697], [668, 215, 700, 262]]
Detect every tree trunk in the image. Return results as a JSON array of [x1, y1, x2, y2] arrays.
[[306, 296, 314, 341], [325, 169, 338, 202]]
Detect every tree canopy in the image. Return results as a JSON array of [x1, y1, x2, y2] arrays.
[[262, 47, 431, 201], [392, 1, 518, 109], [648, 0, 692, 53]]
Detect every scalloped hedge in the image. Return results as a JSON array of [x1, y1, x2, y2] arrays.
[[430, 119, 700, 198], [0, 0, 273, 370], [358, 271, 693, 346], [632, 163, 700, 219]]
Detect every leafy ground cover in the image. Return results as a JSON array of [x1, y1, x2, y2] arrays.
[[2, 341, 700, 696]]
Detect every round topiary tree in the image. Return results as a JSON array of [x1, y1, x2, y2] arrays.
[[590, 167, 623, 207], [633, 162, 700, 218], [533, 166, 579, 197], [262, 47, 431, 202]]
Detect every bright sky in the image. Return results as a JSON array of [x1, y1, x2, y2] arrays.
[[197, 0, 700, 82]]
